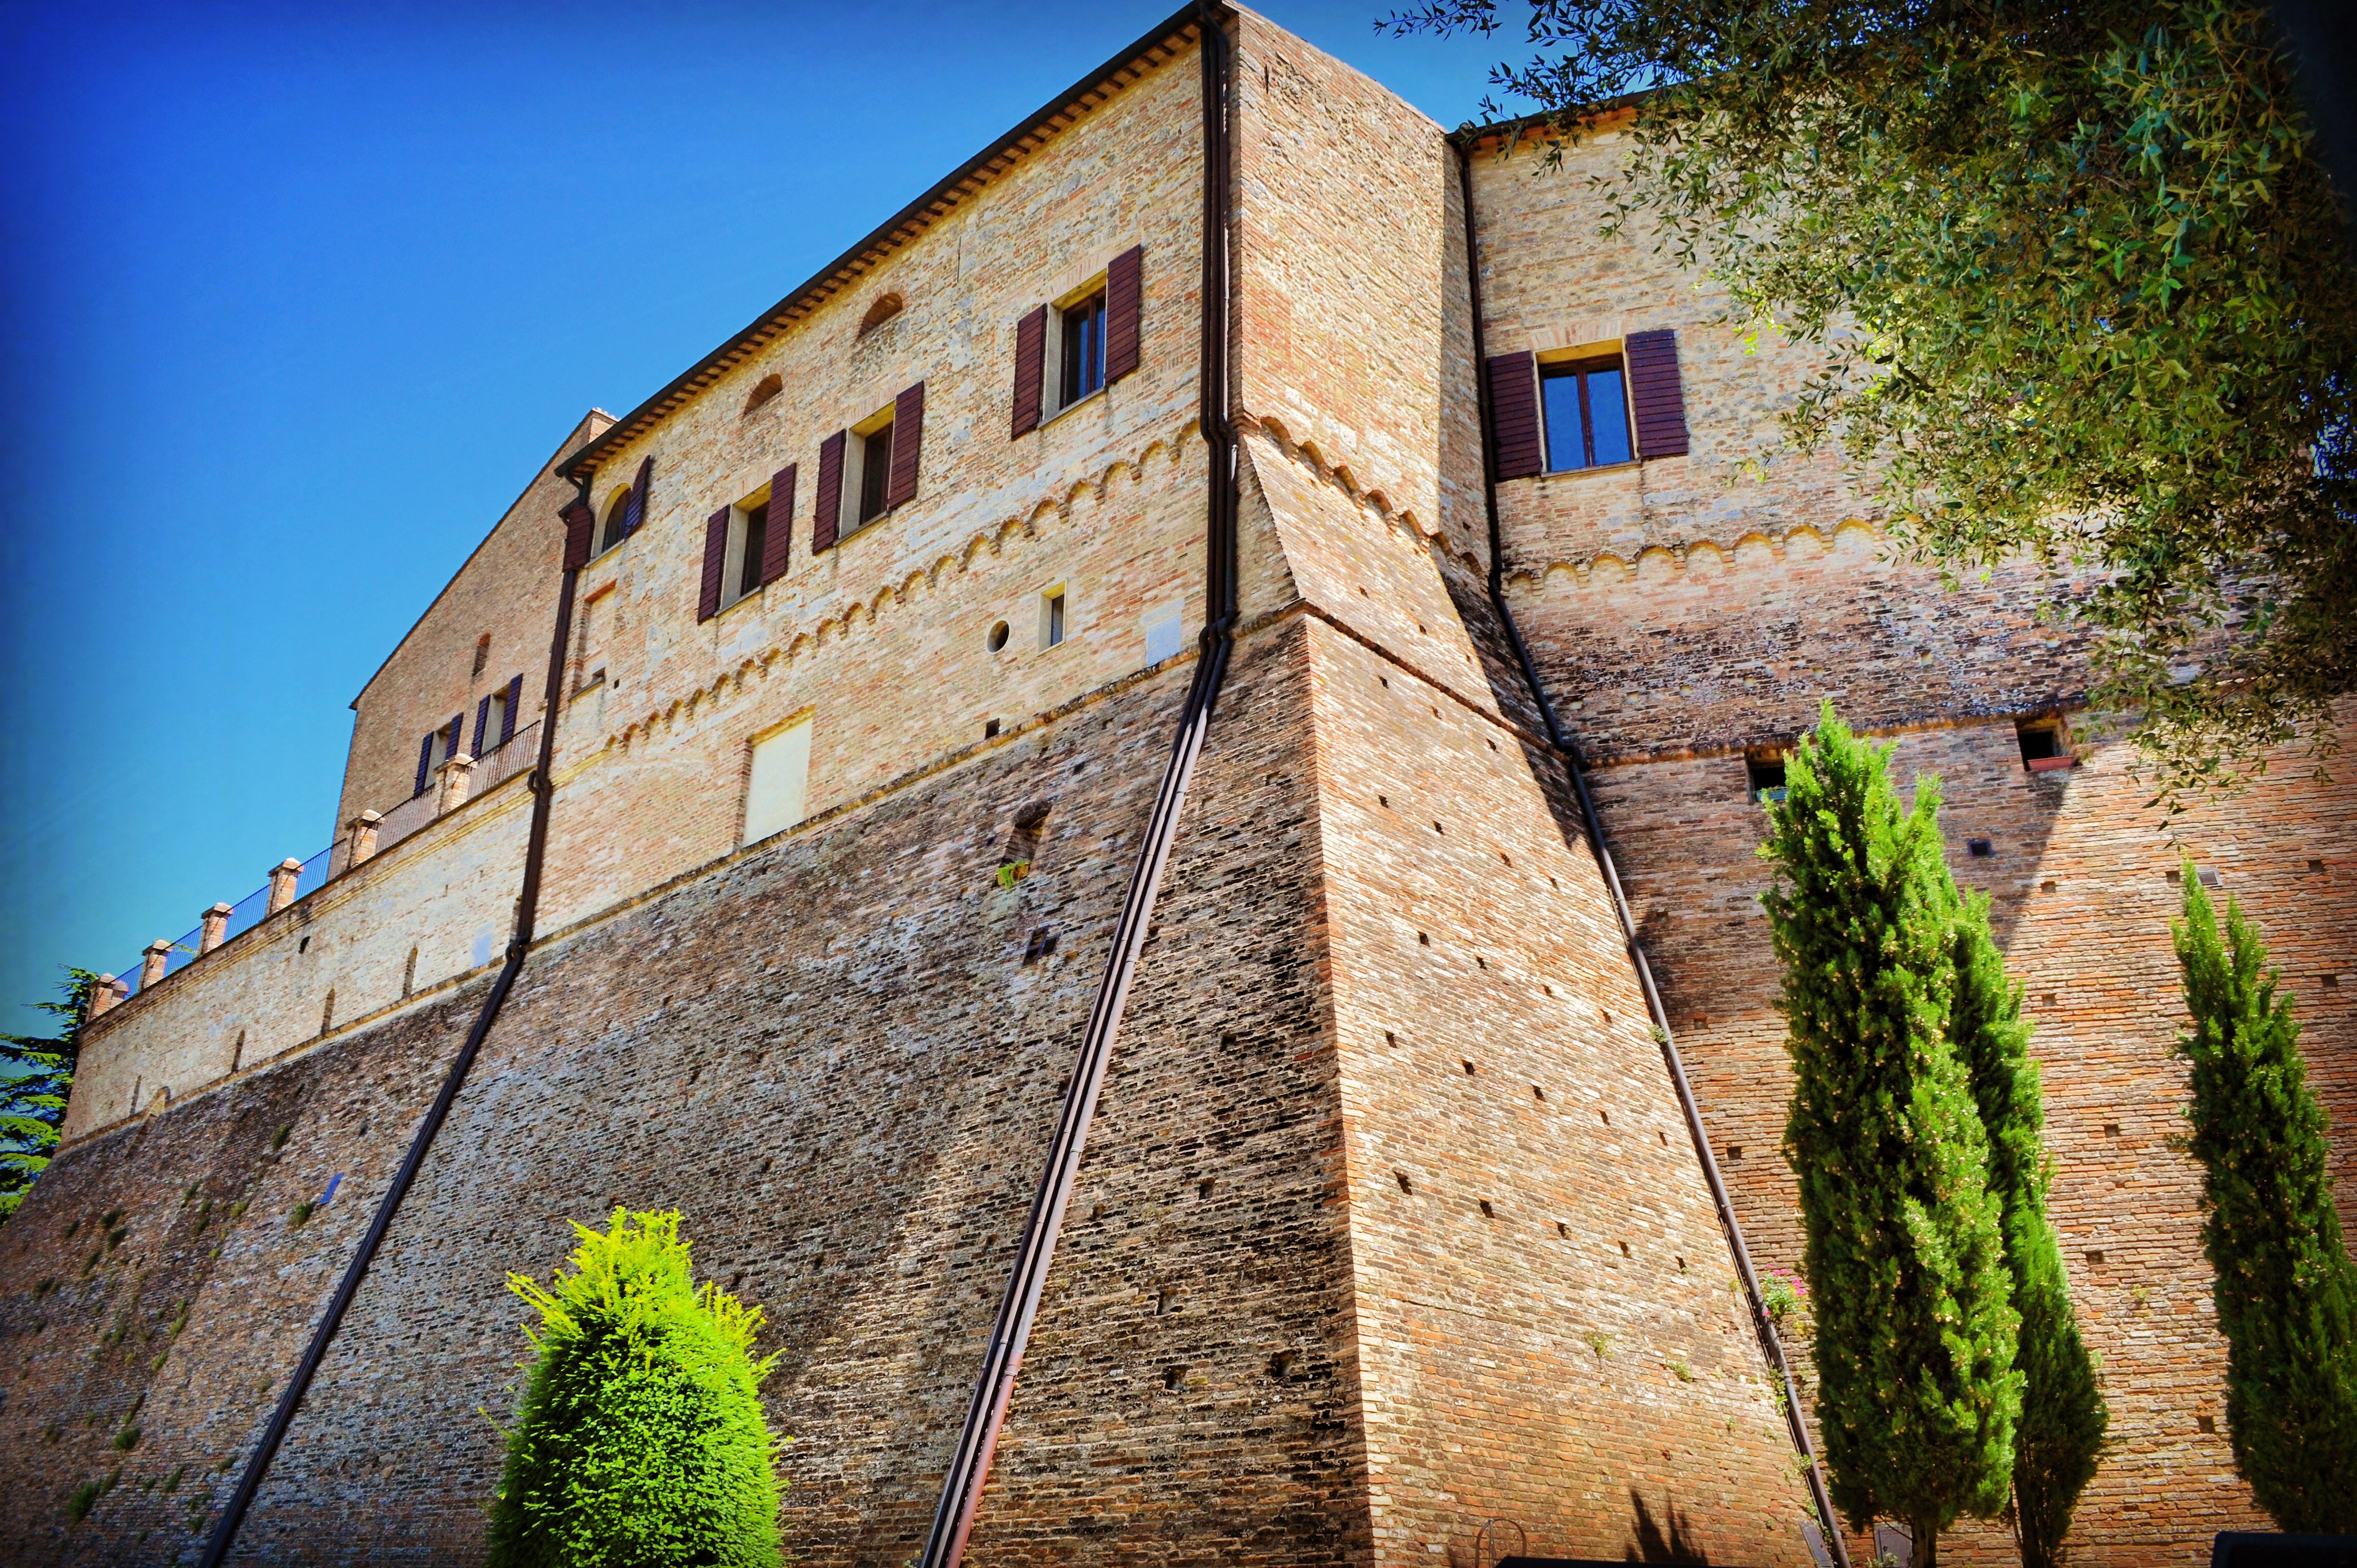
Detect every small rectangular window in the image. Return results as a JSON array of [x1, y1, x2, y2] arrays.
[[1060, 291, 1107, 409], [1541, 356, 1634, 472], [737, 501, 769, 598], [1747, 754, 1787, 803], [2017, 714, 2073, 770], [1046, 590, 1066, 648], [745, 718, 813, 844], [857, 421, 893, 525]]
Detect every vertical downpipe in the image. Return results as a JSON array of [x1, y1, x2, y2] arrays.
[[1454, 139, 1851, 1567], [918, 8, 1235, 1566], [198, 482, 590, 1568]]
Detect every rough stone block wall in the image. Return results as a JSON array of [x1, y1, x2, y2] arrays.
[[62, 769, 534, 1146]]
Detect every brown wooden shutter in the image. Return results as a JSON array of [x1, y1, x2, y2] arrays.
[[560, 498, 594, 569], [473, 696, 494, 756], [1012, 306, 1047, 437], [887, 381, 924, 508], [814, 432, 845, 551], [697, 506, 729, 621], [1624, 329, 1690, 459], [1486, 352, 1542, 479], [761, 464, 795, 585], [501, 674, 522, 745], [623, 455, 654, 536], [1105, 245, 1144, 383], [414, 734, 434, 796]]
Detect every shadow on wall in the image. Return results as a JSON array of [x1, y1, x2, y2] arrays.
[[1628, 1486, 1713, 1563]]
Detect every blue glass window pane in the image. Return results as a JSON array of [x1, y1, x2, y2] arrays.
[[1542, 371, 1585, 472], [1585, 368, 1632, 466]]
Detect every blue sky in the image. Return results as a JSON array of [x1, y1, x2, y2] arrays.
[[0, 1, 1514, 1031]]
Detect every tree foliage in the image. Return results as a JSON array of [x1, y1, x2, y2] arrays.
[[1761, 705, 2021, 1562], [489, 1209, 786, 1568], [2173, 875, 2357, 1529], [1389, 0, 2356, 804], [1, 968, 98, 1224], [1950, 896, 2106, 1564]]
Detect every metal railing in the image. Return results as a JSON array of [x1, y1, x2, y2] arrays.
[[91, 720, 540, 1011]]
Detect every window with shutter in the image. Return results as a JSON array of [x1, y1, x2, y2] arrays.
[[697, 506, 729, 622], [1624, 329, 1690, 459], [1012, 305, 1047, 437], [735, 501, 769, 598], [474, 695, 494, 757], [624, 455, 654, 536], [501, 675, 522, 746], [445, 714, 466, 763], [1486, 352, 1543, 480], [858, 420, 894, 524], [1061, 292, 1107, 407], [1105, 244, 1143, 382], [561, 498, 596, 569], [414, 734, 435, 798], [761, 464, 795, 585], [814, 431, 845, 552], [887, 381, 924, 509], [1540, 356, 1634, 472], [598, 488, 632, 555]]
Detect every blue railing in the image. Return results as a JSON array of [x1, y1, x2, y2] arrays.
[[104, 844, 333, 1001]]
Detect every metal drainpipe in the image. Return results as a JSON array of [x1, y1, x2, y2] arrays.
[[1454, 140, 1851, 1568], [199, 479, 592, 1568], [918, 7, 1235, 1565]]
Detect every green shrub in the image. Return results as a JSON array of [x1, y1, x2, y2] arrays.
[[2175, 873, 2357, 1529], [1950, 892, 2107, 1565], [487, 1209, 785, 1568], [66, 1481, 101, 1522], [1761, 704, 2020, 1565]]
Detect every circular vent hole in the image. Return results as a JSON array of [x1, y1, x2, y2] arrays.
[[987, 620, 1010, 653]]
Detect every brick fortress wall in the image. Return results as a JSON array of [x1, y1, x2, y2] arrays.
[[1472, 126, 2357, 1561]]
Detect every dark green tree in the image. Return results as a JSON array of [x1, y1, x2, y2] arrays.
[[489, 1209, 786, 1568], [1760, 705, 2020, 1566], [1950, 896, 2107, 1565], [2174, 873, 2357, 1529], [1, 968, 99, 1224], [1387, 0, 2357, 805]]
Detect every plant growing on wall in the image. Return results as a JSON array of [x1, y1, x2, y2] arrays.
[[1760, 705, 2021, 1566], [488, 1208, 787, 1568], [2, 968, 98, 1224], [2174, 874, 2357, 1529], [1386, 0, 2356, 807], [1950, 895, 2107, 1566]]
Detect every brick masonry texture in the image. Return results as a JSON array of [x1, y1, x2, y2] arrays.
[[1467, 121, 2357, 1563], [12, 7, 2357, 1565]]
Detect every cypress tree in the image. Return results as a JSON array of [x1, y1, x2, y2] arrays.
[[2174, 874, 2357, 1530], [1950, 894, 2107, 1565], [1761, 705, 2020, 1566], [489, 1209, 786, 1568]]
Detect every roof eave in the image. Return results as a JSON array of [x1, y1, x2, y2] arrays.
[[554, 1, 1216, 483]]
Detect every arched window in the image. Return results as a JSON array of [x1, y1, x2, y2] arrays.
[[744, 372, 784, 415], [858, 293, 904, 337], [599, 486, 632, 554]]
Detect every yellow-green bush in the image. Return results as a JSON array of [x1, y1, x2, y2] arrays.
[[487, 1210, 784, 1568]]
